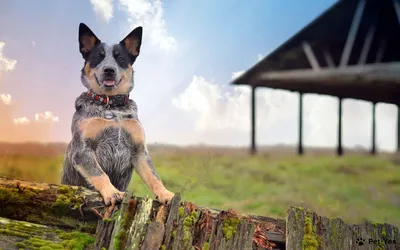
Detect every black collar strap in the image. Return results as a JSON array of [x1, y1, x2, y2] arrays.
[[83, 90, 129, 107]]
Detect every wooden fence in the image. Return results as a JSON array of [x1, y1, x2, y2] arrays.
[[0, 176, 398, 250]]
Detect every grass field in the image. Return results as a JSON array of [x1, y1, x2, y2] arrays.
[[0, 143, 399, 228]]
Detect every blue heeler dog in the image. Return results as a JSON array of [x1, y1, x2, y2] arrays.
[[61, 23, 175, 212]]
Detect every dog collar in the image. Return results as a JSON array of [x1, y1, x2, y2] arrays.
[[83, 90, 129, 108]]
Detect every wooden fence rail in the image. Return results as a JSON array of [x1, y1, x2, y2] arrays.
[[0, 176, 398, 250]]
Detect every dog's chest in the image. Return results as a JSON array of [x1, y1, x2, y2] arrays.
[[102, 110, 115, 120], [98, 108, 136, 121]]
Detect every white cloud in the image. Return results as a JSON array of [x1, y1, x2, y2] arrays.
[[13, 117, 30, 125], [172, 76, 250, 131], [35, 111, 59, 123], [89, 0, 114, 23], [0, 94, 11, 105], [12, 111, 59, 125], [0, 42, 17, 72], [257, 54, 263, 61], [172, 55, 397, 151], [117, 0, 177, 53], [31, 41, 36, 47], [88, 0, 176, 52], [231, 71, 244, 81]]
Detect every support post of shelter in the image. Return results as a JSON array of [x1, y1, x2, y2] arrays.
[[371, 102, 376, 155], [337, 97, 343, 156], [298, 92, 304, 155], [397, 105, 400, 152], [250, 85, 257, 155]]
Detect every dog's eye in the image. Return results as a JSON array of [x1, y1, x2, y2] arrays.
[[118, 56, 125, 61]]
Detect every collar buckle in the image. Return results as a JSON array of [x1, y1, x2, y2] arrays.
[[104, 95, 110, 109]]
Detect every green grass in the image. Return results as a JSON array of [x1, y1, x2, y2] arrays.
[[1, 151, 400, 227]]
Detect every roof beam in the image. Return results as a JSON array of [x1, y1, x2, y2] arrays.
[[302, 42, 321, 71], [375, 38, 387, 63], [393, 0, 400, 25], [357, 25, 376, 65], [323, 50, 336, 68], [258, 62, 400, 83], [339, 0, 366, 68]]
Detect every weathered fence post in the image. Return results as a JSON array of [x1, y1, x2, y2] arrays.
[[286, 206, 400, 250]]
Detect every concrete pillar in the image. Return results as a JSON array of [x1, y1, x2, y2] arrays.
[[397, 105, 400, 152], [250, 85, 257, 155], [371, 102, 376, 155], [337, 97, 343, 156], [298, 92, 304, 155]]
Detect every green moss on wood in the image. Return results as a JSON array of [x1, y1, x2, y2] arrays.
[[301, 212, 321, 250], [178, 206, 184, 219], [1, 217, 95, 250], [0, 183, 95, 233], [14, 231, 95, 250], [382, 226, 387, 237], [182, 210, 199, 247], [0, 228, 30, 238], [114, 230, 128, 250], [59, 231, 96, 250], [113, 201, 136, 250], [202, 242, 210, 250], [222, 217, 240, 241], [102, 218, 113, 223]]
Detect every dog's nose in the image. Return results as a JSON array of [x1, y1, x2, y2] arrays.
[[103, 67, 116, 76]]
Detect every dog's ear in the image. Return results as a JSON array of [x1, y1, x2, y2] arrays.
[[78, 23, 101, 60], [119, 27, 143, 62]]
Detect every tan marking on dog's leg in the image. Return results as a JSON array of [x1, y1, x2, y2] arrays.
[[76, 162, 125, 207], [75, 164, 110, 190], [121, 119, 145, 144], [135, 154, 174, 204], [79, 118, 117, 139], [135, 155, 164, 194]]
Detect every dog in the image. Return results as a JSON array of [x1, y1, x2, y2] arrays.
[[61, 23, 175, 209]]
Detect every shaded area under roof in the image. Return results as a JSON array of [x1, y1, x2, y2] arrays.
[[232, 0, 400, 105]]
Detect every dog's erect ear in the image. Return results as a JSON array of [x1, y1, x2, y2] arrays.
[[78, 23, 101, 60], [119, 27, 143, 61]]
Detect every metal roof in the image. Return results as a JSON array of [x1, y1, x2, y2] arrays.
[[232, 0, 400, 105]]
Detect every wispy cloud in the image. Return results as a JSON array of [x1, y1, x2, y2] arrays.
[[0, 42, 59, 142], [0, 42, 17, 72], [89, 0, 176, 52], [118, 0, 177, 53], [35, 111, 59, 123], [89, 0, 114, 23], [0, 94, 12, 105]]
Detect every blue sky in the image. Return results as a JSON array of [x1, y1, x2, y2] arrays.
[[0, 0, 397, 151]]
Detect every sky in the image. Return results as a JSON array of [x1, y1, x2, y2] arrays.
[[0, 0, 398, 151]]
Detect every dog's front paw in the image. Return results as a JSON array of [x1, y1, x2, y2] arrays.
[[99, 185, 125, 206], [156, 189, 175, 205]]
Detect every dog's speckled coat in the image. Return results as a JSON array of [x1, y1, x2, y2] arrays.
[[61, 23, 174, 207]]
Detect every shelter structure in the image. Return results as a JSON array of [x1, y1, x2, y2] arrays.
[[232, 0, 400, 156]]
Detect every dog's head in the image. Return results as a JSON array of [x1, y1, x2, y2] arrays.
[[78, 23, 142, 95]]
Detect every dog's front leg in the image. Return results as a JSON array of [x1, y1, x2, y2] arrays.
[[134, 150, 175, 204], [122, 119, 175, 204], [72, 142, 125, 206]]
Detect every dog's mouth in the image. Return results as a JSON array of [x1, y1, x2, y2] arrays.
[[103, 80, 116, 87], [95, 76, 121, 88]]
